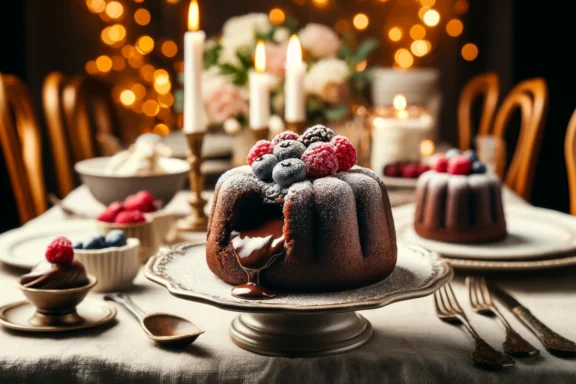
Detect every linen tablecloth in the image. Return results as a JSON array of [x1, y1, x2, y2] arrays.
[[1, 187, 575, 383]]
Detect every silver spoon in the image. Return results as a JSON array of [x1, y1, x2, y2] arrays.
[[104, 293, 204, 347]]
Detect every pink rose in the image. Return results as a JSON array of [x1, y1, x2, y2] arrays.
[[265, 42, 288, 78], [204, 81, 248, 124], [299, 23, 341, 58]]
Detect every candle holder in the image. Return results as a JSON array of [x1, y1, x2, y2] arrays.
[[177, 132, 209, 232], [285, 121, 306, 135], [252, 127, 270, 142]]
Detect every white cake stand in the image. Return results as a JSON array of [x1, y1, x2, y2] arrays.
[[145, 242, 452, 357]]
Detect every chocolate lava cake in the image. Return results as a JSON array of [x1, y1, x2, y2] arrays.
[[206, 126, 397, 293]]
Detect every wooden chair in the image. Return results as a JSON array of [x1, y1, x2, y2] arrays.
[[43, 72, 123, 197], [458, 72, 500, 151], [565, 109, 576, 215], [491, 77, 548, 200], [0, 74, 47, 223]]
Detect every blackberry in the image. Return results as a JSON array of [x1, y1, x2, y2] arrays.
[[272, 159, 307, 187], [298, 125, 336, 147], [273, 140, 306, 161], [251, 154, 279, 182]]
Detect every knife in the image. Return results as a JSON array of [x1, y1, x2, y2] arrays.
[[488, 282, 576, 353]]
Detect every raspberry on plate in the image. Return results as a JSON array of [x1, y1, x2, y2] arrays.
[[432, 154, 449, 173], [331, 135, 356, 171], [401, 164, 420, 178], [301, 142, 339, 178], [45, 236, 74, 264], [271, 131, 299, 146], [448, 155, 472, 175], [417, 164, 431, 176], [115, 210, 147, 224], [246, 140, 274, 166], [383, 163, 401, 177], [97, 201, 125, 223], [124, 191, 156, 213]]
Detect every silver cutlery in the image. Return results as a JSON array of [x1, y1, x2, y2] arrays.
[[434, 283, 515, 369], [488, 281, 576, 354], [467, 276, 539, 357], [48, 193, 94, 219]]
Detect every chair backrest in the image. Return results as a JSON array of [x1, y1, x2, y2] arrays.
[[0, 74, 46, 223], [43, 72, 122, 197], [491, 77, 548, 200], [458, 73, 500, 151], [564, 109, 576, 216]]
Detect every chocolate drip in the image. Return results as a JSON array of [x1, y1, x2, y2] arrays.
[[20, 259, 89, 290], [230, 220, 284, 299]]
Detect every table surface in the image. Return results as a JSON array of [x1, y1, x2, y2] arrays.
[[1, 186, 575, 383]]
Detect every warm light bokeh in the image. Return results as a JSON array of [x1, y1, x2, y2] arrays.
[[143, 100, 160, 117], [394, 49, 414, 69], [420, 0, 435, 6], [411, 40, 429, 57], [132, 83, 146, 99], [356, 60, 367, 72], [454, 0, 469, 14], [420, 140, 435, 156], [410, 24, 426, 40], [134, 9, 151, 26], [353, 13, 369, 30], [87, 0, 106, 13], [312, 0, 329, 8], [161, 40, 178, 58], [255, 40, 266, 73], [269, 8, 285, 25], [423, 9, 440, 27], [105, 1, 124, 19], [153, 123, 170, 136], [120, 90, 136, 106], [461, 43, 479, 61], [286, 35, 302, 66], [388, 27, 402, 42], [96, 55, 113, 72], [188, 0, 199, 31], [136, 35, 155, 54], [446, 19, 463, 37], [393, 94, 407, 111]]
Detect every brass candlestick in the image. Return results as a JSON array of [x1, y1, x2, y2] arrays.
[[178, 132, 209, 232], [285, 121, 306, 135], [252, 127, 270, 142]]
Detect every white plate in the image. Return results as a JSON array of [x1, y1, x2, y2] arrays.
[[382, 176, 418, 189], [393, 204, 576, 260], [0, 220, 98, 270]]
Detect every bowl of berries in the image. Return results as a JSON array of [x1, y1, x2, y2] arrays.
[[382, 161, 431, 188], [73, 230, 140, 293], [95, 191, 159, 263]]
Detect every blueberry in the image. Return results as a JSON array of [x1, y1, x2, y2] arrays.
[[272, 159, 307, 187], [252, 154, 278, 182], [273, 140, 306, 161], [471, 161, 487, 174], [105, 230, 128, 247], [84, 235, 106, 250], [445, 148, 461, 159], [463, 149, 479, 162], [73, 242, 83, 250]]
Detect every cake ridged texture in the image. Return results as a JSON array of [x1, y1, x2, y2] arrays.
[[206, 165, 397, 291], [414, 171, 507, 243]]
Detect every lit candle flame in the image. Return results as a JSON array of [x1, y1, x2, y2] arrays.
[[188, 0, 199, 31], [420, 139, 435, 157], [286, 35, 302, 66], [393, 94, 407, 111], [255, 40, 266, 73]]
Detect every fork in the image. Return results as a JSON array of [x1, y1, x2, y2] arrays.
[[434, 283, 515, 369], [467, 276, 539, 357]]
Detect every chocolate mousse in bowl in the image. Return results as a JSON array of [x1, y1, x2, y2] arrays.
[[19, 236, 96, 326]]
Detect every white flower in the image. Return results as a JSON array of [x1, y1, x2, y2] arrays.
[[224, 118, 242, 135], [305, 58, 350, 97], [269, 115, 285, 135], [219, 13, 271, 65], [273, 27, 290, 44], [299, 23, 341, 58]]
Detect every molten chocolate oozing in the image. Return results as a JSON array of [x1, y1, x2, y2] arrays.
[[20, 259, 90, 289], [230, 219, 284, 299]]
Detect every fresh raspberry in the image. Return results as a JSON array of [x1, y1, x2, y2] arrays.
[[115, 210, 147, 224], [432, 154, 449, 173], [383, 163, 401, 177], [271, 131, 299, 146], [330, 136, 356, 171], [124, 191, 156, 213], [45, 236, 74, 264], [448, 155, 472, 175], [246, 140, 274, 166], [401, 163, 420, 178], [298, 125, 336, 147], [97, 201, 125, 223], [301, 142, 339, 178], [417, 164, 431, 176]]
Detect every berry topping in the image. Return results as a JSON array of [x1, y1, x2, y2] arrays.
[[301, 142, 339, 178], [448, 155, 472, 175], [471, 160, 487, 174], [463, 149, 479, 162], [383, 163, 401, 177], [271, 131, 299, 146], [252, 154, 279, 182], [45, 236, 74, 264], [124, 191, 156, 213], [272, 159, 307, 187], [73, 242, 83, 250], [246, 140, 274, 166], [273, 139, 306, 161], [298, 125, 336, 147], [432, 154, 449, 173], [401, 163, 420, 178], [445, 148, 462, 159], [417, 164, 431, 176], [105, 230, 128, 247], [84, 235, 106, 250], [115, 210, 147, 224], [97, 201, 124, 223], [331, 135, 356, 171]]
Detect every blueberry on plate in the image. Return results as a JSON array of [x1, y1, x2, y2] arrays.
[[463, 149, 479, 162], [252, 154, 278, 182], [105, 230, 128, 247], [272, 159, 307, 187], [73, 242, 83, 250], [273, 140, 306, 161], [84, 235, 106, 250], [471, 161, 487, 174]]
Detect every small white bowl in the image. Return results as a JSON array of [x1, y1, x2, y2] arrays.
[[74, 238, 141, 293]]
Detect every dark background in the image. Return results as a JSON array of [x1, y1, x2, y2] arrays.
[[0, 0, 571, 232]]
